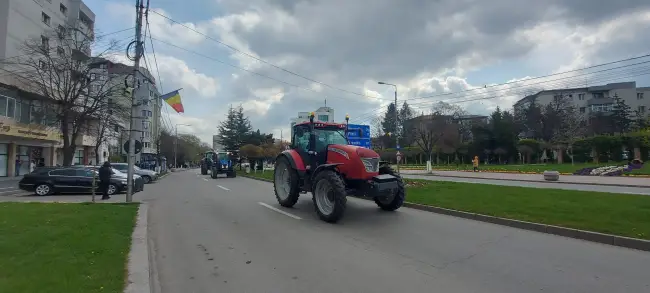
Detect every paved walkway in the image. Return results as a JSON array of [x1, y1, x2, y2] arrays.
[[400, 170, 650, 187]]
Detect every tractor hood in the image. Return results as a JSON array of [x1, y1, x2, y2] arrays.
[[328, 144, 380, 158]]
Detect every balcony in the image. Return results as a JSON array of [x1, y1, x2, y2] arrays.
[[75, 134, 97, 147]]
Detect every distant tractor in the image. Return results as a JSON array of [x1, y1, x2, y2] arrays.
[[273, 113, 405, 223], [210, 151, 237, 179], [200, 151, 216, 175]]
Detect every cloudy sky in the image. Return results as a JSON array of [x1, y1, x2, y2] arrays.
[[85, 0, 650, 144]]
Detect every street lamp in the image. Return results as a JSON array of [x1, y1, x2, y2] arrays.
[[378, 81, 400, 174], [174, 123, 191, 168]]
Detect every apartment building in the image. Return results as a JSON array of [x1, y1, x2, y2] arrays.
[[514, 82, 650, 118], [89, 58, 162, 164], [290, 106, 335, 138], [0, 0, 97, 176]]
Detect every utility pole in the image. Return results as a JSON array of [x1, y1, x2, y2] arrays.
[[126, 0, 145, 202], [174, 125, 178, 168], [378, 81, 400, 174]]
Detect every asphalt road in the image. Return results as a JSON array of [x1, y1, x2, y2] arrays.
[[403, 174, 650, 195], [135, 171, 650, 293]]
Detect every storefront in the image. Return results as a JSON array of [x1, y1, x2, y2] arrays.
[[0, 118, 61, 177]]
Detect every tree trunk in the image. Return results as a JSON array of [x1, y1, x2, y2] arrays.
[[557, 149, 564, 164], [94, 145, 101, 165], [634, 147, 641, 160]]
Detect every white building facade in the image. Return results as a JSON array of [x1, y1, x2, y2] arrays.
[[514, 82, 650, 118], [0, 0, 98, 176], [290, 106, 335, 138]]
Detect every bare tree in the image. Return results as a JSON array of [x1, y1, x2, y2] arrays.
[[1, 23, 123, 165], [90, 100, 130, 164], [413, 113, 453, 164], [431, 101, 468, 117], [370, 116, 384, 138]]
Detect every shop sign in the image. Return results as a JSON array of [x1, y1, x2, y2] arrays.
[[0, 121, 61, 141]]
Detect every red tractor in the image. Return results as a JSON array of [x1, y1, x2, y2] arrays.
[[273, 112, 405, 223]]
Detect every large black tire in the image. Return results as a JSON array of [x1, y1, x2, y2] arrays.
[[227, 170, 236, 178], [201, 166, 208, 175], [211, 169, 218, 179], [374, 166, 405, 211], [273, 156, 300, 207], [312, 170, 347, 223]]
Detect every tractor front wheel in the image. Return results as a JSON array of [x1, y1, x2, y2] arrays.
[[374, 166, 405, 211], [312, 170, 347, 223], [274, 156, 300, 207], [227, 170, 236, 178], [211, 169, 218, 179], [201, 166, 208, 175]]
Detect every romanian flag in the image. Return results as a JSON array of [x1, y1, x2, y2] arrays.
[[161, 89, 185, 113]]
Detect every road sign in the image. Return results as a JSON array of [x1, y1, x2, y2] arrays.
[[347, 124, 371, 149], [124, 140, 143, 154]]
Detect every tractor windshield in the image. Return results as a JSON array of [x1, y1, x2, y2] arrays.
[[314, 128, 348, 151], [217, 153, 229, 161]]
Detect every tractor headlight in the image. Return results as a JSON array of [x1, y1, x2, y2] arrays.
[[360, 157, 380, 172]]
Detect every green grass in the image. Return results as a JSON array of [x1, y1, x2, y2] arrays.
[[405, 180, 650, 240], [0, 202, 139, 293], [243, 171, 274, 181], [400, 162, 650, 175]]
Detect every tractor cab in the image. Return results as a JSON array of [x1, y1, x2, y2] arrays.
[[292, 114, 363, 171]]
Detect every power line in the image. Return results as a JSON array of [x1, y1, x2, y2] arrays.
[[150, 36, 380, 104], [355, 65, 650, 123], [148, 10, 381, 100], [351, 55, 650, 122]]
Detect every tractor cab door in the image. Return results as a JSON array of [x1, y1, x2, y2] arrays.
[[292, 124, 313, 171]]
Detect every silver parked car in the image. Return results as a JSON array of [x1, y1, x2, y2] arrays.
[[111, 163, 159, 184]]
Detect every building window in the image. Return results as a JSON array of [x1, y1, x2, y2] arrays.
[[592, 93, 604, 99], [317, 114, 328, 121], [578, 94, 585, 100], [141, 110, 147, 117], [639, 106, 646, 113], [73, 150, 84, 165], [41, 12, 50, 26], [60, 4, 67, 14], [0, 96, 16, 118], [41, 36, 49, 48], [144, 142, 150, 148], [100, 64, 107, 69], [148, 110, 152, 117], [579, 107, 586, 113], [638, 93, 645, 100], [142, 121, 149, 129], [57, 25, 66, 39]]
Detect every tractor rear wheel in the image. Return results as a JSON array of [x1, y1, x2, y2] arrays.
[[201, 166, 207, 175], [274, 156, 300, 207], [374, 165, 405, 211], [312, 170, 347, 223]]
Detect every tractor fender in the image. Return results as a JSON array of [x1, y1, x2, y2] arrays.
[[310, 163, 343, 183], [276, 150, 306, 172]]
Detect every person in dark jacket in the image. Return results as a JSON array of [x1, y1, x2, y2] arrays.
[[98, 161, 113, 200]]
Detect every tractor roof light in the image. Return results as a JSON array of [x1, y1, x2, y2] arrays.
[[345, 114, 349, 121]]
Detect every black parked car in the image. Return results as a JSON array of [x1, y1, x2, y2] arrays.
[[18, 166, 144, 196]]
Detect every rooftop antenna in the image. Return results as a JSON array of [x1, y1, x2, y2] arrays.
[[325, 98, 327, 107]]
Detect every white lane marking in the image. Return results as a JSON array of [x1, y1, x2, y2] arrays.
[[0, 187, 17, 190], [217, 185, 230, 191], [202, 178, 210, 181], [258, 202, 302, 220], [0, 189, 19, 194]]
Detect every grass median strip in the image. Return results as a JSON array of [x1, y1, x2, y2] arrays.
[[244, 172, 650, 240], [0, 202, 139, 293]]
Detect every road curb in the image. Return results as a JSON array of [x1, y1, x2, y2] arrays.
[[413, 173, 650, 188], [124, 203, 151, 293], [240, 174, 650, 252]]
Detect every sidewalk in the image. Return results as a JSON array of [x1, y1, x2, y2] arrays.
[[400, 169, 650, 188]]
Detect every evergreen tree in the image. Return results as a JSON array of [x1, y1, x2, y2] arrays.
[[399, 101, 415, 145], [381, 103, 398, 148], [217, 105, 252, 150], [611, 95, 632, 133]]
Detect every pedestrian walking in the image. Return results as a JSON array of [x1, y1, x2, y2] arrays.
[[472, 155, 479, 172], [98, 161, 112, 200]]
